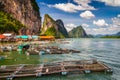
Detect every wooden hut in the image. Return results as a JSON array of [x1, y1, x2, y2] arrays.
[[2, 33, 16, 42]]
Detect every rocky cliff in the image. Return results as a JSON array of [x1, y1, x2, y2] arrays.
[[0, 0, 41, 35], [56, 20, 69, 38], [41, 14, 68, 38], [69, 26, 88, 38]]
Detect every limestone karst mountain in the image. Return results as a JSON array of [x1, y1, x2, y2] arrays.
[[41, 14, 69, 38], [56, 19, 69, 38], [69, 26, 88, 38], [0, 0, 41, 35]]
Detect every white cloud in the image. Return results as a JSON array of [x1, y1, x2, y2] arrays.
[[48, 2, 95, 13], [118, 14, 120, 17], [85, 15, 120, 34], [65, 23, 76, 31], [81, 23, 89, 27], [80, 11, 95, 19], [74, 0, 91, 4], [112, 14, 120, 26], [98, 0, 120, 6], [84, 27, 107, 34], [93, 19, 108, 27], [109, 14, 120, 32], [66, 14, 120, 34], [48, 3, 78, 13]]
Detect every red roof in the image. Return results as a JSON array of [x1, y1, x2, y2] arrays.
[[0, 34, 6, 39]]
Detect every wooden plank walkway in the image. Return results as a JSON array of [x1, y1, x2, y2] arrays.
[[0, 60, 113, 79]]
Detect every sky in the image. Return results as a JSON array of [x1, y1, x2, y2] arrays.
[[36, 0, 120, 35]]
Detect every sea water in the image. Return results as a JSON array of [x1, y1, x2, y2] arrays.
[[0, 38, 120, 80]]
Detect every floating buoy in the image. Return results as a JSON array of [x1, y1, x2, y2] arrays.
[[46, 49, 50, 53], [61, 71, 68, 75], [7, 77, 13, 80], [36, 73, 42, 77], [84, 70, 91, 74], [106, 69, 113, 73]]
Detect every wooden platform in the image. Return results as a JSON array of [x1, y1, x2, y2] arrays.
[[0, 60, 112, 80]]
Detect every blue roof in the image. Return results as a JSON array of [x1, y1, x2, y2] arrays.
[[32, 36, 38, 38], [20, 35, 29, 39]]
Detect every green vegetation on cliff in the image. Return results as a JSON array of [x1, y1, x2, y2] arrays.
[[44, 27, 56, 36], [43, 27, 65, 38], [30, 0, 39, 13], [0, 11, 25, 34]]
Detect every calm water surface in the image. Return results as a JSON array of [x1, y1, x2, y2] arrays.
[[0, 38, 120, 80]]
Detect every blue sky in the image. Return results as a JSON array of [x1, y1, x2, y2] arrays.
[[36, 0, 120, 35]]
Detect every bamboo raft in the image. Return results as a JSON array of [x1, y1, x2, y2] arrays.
[[26, 46, 80, 55], [0, 60, 112, 80], [0, 45, 18, 52]]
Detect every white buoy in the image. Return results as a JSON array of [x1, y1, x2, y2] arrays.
[[61, 71, 67, 75]]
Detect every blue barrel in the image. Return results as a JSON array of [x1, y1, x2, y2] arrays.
[[0, 56, 5, 60], [39, 50, 45, 55]]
